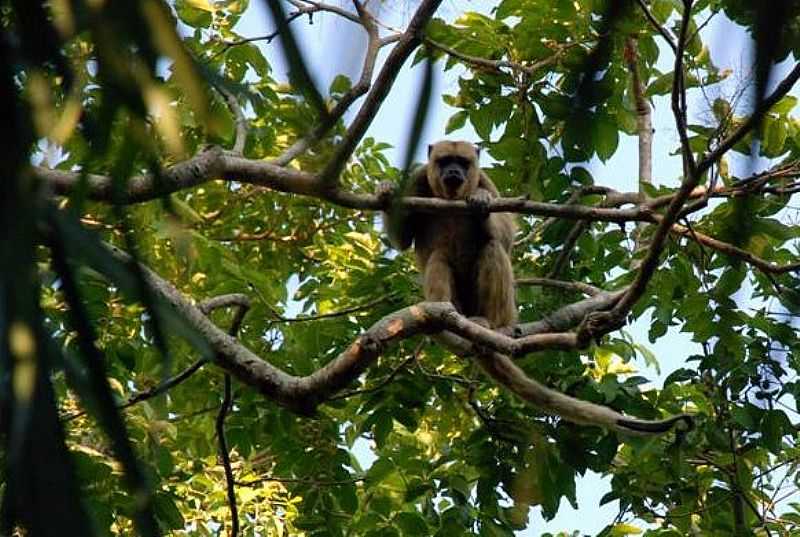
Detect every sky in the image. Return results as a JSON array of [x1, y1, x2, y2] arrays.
[[229, 1, 773, 534]]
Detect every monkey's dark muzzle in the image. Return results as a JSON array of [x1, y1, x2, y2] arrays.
[[442, 168, 466, 189]]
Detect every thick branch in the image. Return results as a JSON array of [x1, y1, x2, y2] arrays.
[[101, 243, 686, 435], [35, 159, 660, 223]]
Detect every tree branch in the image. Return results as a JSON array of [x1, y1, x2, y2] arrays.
[[213, 84, 248, 154], [423, 37, 576, 77], [667, 217, 800, 275], [100, 243, 687, 435], [635, 0, 678, 53], [695, 62, 800, 178], [603, 14, 800, 326], [516, 277, 603, 296], [34, 157, 660, 223]]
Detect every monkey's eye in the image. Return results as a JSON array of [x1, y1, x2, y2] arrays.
[[438, 156, 471, 169]]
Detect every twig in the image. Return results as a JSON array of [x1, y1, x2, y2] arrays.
[[695, 62, 800, 178], [667, 217, 800, 275], [213, 84, 248, 154], [423, 37, 578, 77], [329, 340, 422, 400], [238, 475, 365, 487], [267, 293, 396, 324], [272, 0, 386, 166], [672, 1, 697, 178], [515, 277, 602, 296], [635, 0, 678, 52], [547, 219, 589, 277]]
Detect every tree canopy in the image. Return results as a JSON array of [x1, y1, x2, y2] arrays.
[[2, 0, 800, 536]]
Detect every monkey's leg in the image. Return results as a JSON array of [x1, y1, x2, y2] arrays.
[[423, 251, 455, 303], [476, 240, 517, 328]]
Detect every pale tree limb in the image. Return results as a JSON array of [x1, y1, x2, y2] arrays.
[[625, 37, 653, 188], [625, 35, 654, 268], [35, 159, 661, 222], [317, 0, 444, 188], [272, 0, 385, 166]]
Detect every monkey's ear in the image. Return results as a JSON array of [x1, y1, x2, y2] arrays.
[[474, 145, 481, 158], [427, 144, 433, 157]]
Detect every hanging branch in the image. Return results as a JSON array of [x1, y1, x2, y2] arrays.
[[213, 300, 250, 537]]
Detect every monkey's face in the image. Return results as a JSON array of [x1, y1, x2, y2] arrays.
[[427, 141, 480, 199]]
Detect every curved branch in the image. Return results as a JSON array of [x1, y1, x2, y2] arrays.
[[213, 84, 248, 154], [104, 243, 687, 435]]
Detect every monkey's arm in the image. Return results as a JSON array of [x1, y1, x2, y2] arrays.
[[377, 168, 428, 250], [471, 172, 517, 252]]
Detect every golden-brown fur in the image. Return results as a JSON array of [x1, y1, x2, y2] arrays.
[[380, 141, 517, 327]]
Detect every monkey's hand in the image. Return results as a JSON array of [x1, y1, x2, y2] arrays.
[[466, 188, 492, 218], [376, 181, 398, 206]]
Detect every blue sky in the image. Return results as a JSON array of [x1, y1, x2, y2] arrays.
[[230, 2, 772, 534]]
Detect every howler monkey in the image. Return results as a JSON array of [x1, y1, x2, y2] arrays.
[[379, 141, 517, 328]]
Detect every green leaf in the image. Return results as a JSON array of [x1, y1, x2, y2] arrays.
[[761, 116, 787, 156], [593, 114, 619, 161], [175, 0, 213, 27], [761, 410, 791, 454], [395, 512, 428, 535], [445, 110, 468, 134], [153, 493, 185, 530], [330, 74, 352, 96], [772, 95, 797, 115], [645, 71, 674, 96]]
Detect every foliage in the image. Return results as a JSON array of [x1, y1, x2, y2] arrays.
[[1, 0, 800, 536]]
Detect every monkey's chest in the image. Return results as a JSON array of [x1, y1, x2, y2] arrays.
[[418, 216, 489, 274]]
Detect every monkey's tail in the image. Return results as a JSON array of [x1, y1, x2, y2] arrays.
[[474, 350, 693, 436]]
